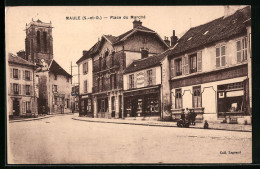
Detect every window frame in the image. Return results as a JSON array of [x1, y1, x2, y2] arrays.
[[129, 74, 135, 89], [25, 85, 30, 95], [13, 69, 18, 79], [236, 37, 247, 63], [141, 49, 148, 59], [216, 44, 226, 68], [193, 86, 202, 108], [147, 69, 153, 86], [13, 83, 19, 94], [175, 89, 182, 109], [25, 70, 30, 80], [175, 58, 182, 76]]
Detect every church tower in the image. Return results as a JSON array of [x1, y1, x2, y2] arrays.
[[25, 19, 53, 65]]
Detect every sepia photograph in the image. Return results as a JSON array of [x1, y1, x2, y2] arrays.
[[5, 5, 252, 164]]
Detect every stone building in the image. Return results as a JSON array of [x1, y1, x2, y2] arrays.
[[168, 6, 251, 123], [7, 53, 38, 117]]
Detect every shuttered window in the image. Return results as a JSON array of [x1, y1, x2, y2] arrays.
[[237, 38, 247, 63], [216, 45, 226, 68]]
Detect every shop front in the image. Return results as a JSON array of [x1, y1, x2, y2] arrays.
[[123, 86, 161, 118], [79, 94, 93, 117], [217, 79, 250, 119]]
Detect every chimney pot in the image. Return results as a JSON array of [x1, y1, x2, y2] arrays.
[[133, 20, 142, 28]]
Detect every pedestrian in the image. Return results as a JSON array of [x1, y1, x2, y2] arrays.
[[184, 108, 190, 123], [191, 110, 196, 125], [181, 109, 185, 122], [204, 120, 209, 129]]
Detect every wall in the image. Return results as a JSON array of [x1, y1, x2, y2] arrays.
[[49, 72, 72, 113], [123, 66, 161, 90], [78, 57, 93, 95], [123, 32, 166, 54], [170, 35, 248, 80]]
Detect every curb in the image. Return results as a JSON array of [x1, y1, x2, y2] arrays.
[[9, 115, 56, 123], [72, 118, 252, 132]]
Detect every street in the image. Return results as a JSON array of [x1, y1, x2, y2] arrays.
[[8, 114, 252, 164]]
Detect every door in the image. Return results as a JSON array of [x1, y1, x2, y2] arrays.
[[13, 98, 20, 116]]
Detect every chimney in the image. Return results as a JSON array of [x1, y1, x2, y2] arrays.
[[133, 20, 142, 28], [17, 50, 26, 60], [164, 36, 170, 47], [224, 5, 244, 18], [83, 50, 88, 56], [170, 30, 178, 47]]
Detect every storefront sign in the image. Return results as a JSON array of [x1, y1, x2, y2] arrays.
[[136, 71, 144, 88], [226, 90, 243, 97], [82, 95, 89, 99]]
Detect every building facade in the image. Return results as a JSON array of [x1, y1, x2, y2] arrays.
[[168, 6, 251, 123], [76, 51, 93, 117], [91, 20, 169, 119], [7, 53, 38, 117], [37, 60, 72, 114], [123, 52, 171, 120]]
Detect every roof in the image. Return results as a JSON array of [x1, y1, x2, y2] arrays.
[[124, 53, 167, 74], [168, 6, 251, 56], [76, 23, 169, 64], [49, 59, 72, 77], [8, 53, 35, 67]]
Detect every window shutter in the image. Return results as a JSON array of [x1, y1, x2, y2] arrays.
[[216, 47, 220, 67], [237, 41, 241, 63], [30, 85, 32, 95], [52, 85, 54, 92], [221, 46, 226, 66], [57, 85, 59, 93], [30, 71, 32, 81], [183, 54, 189, 75], [19, 84, 21, 95], [83, 63, 85, 74], [182, 56, 185, 75], [197, 51, 202, 72], [22, 85, 25, 95], [23, 70, 25, 80], [10, 83, 13, 94], [10, 68, 13, 78], [152, 68, 156, 85], [18, 70, 21, 79], [170, 59, 175, 79], [134, 74, 137, 88], [171, 90, 175, 109], [86, 62, 88, 73]]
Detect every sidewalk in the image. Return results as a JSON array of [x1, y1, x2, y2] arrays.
[[9, 111, 74, 123], [72, 116, 252, 132]]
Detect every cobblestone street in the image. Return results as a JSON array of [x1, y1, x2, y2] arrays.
[[8, 114, 252, 164]]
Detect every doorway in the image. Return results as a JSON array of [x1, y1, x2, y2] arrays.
[[13, 98, 20, 116]]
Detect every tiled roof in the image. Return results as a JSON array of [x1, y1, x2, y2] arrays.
[[168, 6, 251, 56], [49, 59, 72, 77], [8, 53, 35, 66], [76, 24, 168, 64], [124, 53, 167, 74]]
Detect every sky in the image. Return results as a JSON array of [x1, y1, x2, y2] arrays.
[[5, 6, 245, 84]]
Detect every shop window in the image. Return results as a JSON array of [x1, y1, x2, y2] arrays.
[[147, 69, 153, 86], [88, 99, 92, 112], [141, 49, 148, 59], [129, 74, 134, 89], [237, 38, 247, 63], [26, 101, 31, 113], [175, 58, 182, 76], [13, 69, 18, 79], [111, 96, 115, 111], [216, 45, 226, 67], [193, 86, 201, 108], [175, 89, 182, 109]]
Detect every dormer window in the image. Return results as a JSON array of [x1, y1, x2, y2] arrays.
[[141, 49, 148, 59]]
